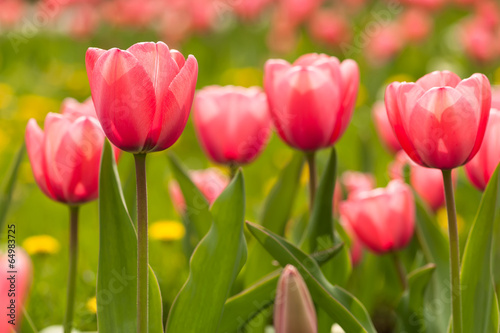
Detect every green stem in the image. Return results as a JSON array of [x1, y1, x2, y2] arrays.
[[23, 307, 38, 333], [135, 154, 149, 333], [63, 206, 79, 333], [391, 252, 408, 290], [442, 169, 462, 333], [229, 163, 238, 179], [305, 151, 317, 212]]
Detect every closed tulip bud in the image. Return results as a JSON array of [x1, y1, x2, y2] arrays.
[[372, 101, 401, 153], [385, 71, 491, 169], [390, 151, 457, 211], [264, 53, 359, 151], [340, 180, 415, 254], [0, 248, 32, 332], [340, 171, 376, 198], [194, 86, 272, 165], [274, 265, 317, 333], [465, 108, 500, 190], [169, 168, 229, 214], [85, 41, 198, 153], [25, 98, 113, 205]]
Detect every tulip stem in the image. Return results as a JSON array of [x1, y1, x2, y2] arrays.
[[442, 169, 462, 333], [64, 205, 79, 333], [229, 163, 238, 179], [305, 151, 317, 211], [391, 252, 408, 290], [135, 153, 149, 333]]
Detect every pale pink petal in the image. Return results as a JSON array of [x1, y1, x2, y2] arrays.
[[415, 71, 462, 90]]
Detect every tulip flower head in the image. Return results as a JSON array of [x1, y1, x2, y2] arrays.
[[465, 108, 500, 190], [86, 41, 198, 153], [264, 53, 359, 151], [341, 171, 376, 198], [25, 98, 110, 205], [194, 86, 272, 165], [340, 217, 364, 266], [274, 265, 317, 333], [340, 180, 415, 254], [390, 151, 457, 211], [385, 71, 491, 169]]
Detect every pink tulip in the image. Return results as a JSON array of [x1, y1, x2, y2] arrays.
[[308, 10, 351, 47], [492, 86, 500, 109], [340, 217, 364, 266], [232, 0, 273, 19], [274, 265, 317, 333], [390, 151, 457, 211], [264, 53, 359, 151], [0, 249, 32, 332], [398, 9, 432, 43], [398, 0, 446, 11], [340, 171, 375, 198], [0, 0, 25, 27], [86, 41, 198, 153], [364, 24, 403, 66], [459, 19, 498, 63], [25, 98, 111, 205], [465, 108, 500, 190], [194, 86, 272, 165], [340, 180, 415, 254], [385, 71, 491, 169], [169, 168, 229, 214], [372, 101, 401, 153], [277, 0, 323, 25]]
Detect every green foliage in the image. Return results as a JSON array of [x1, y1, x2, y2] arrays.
[[0, 142, 25, 233]]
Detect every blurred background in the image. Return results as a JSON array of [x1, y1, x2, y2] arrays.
[[0, 0, 498, 331]]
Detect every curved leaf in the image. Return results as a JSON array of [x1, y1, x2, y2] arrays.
[[0, 142, 25, 232], [460, 164, 500, 333], [166, 171, 247, 333], [246, 222, 376, 333]]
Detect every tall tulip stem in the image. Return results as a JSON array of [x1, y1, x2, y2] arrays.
[[64, 205, 79, 333], [391, 252, 408, 290], [305, 151, 317, 211], [442, 169, 462, 333], [135, 153, 149, 333], [229, 162, 238, 179]]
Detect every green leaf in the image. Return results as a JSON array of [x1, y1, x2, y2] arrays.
[[414, 196, 450, 333], [166, 171, 247, 333], [167, 153, 212, 240], [244, 153, 303, 286], [97, 141, 163, 333], [460, 163, 500, 333], [246, 222, 376, 333], [396, 264, 436, 333], [0, 142, 25, 232]]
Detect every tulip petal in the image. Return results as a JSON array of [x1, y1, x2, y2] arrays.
[[152, 54, 198, 151], [409, 87, 477, 168], [85, 47, 106, 83], [170, 49, 186, 68], [25, 119, 55, 200], [455, 73, 491, 163], [415, 70, 462, 90], [264, 59, 292, 112], [90, 48, 156, 152]]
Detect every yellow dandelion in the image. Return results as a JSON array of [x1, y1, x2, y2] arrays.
[[149, 220, 186, 241], [22, 235, 60, 255], [436, 207, 465, 235], [86, 297, 97, 314]]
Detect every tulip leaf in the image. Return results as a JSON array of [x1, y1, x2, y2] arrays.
[[97, 141, 163, 333], [460, 163, 500, 333], [167, 153, 212, 240], [396, 264, 436, 333], [246, 221, 376, 333], [166, 171, 247, 333], [414, 195, 450, 333], [244, 153, 303, 286], [0, 142, 25, 232]]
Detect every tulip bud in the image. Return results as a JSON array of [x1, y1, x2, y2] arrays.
[[465, 108, 500, 190], [385, 71, 491, 169], [274, 265, 317, 333]]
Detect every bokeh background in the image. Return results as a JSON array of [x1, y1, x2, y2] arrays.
[[0, 0, 498, 331]]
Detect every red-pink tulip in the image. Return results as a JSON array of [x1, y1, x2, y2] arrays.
[[0, 249, 32, 332], [169, 168, 229, 214], [340, 171, 375, 198], [398, 9, 432, 43], [364, 24, 403, 66], [0, 0, 25, 27], [372, 101, 401, 153], [390, 151, 457, 211], [274, 265, 317, 333], [194, 86, 272, 165], [86, 41, 198, 153], [25, 98, 109, 204], [340, 180, 415, 254], [385, 71, 491, 169], [264, 53, 359, 151], [340, 217, 364, 266], [232, 0, 273, 20], [492, 86, 500, 109], [308, 10, 351, 47], [465, 108, 500, 190], [277, 0, 323, 24], [459, 19, 498, 63]]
